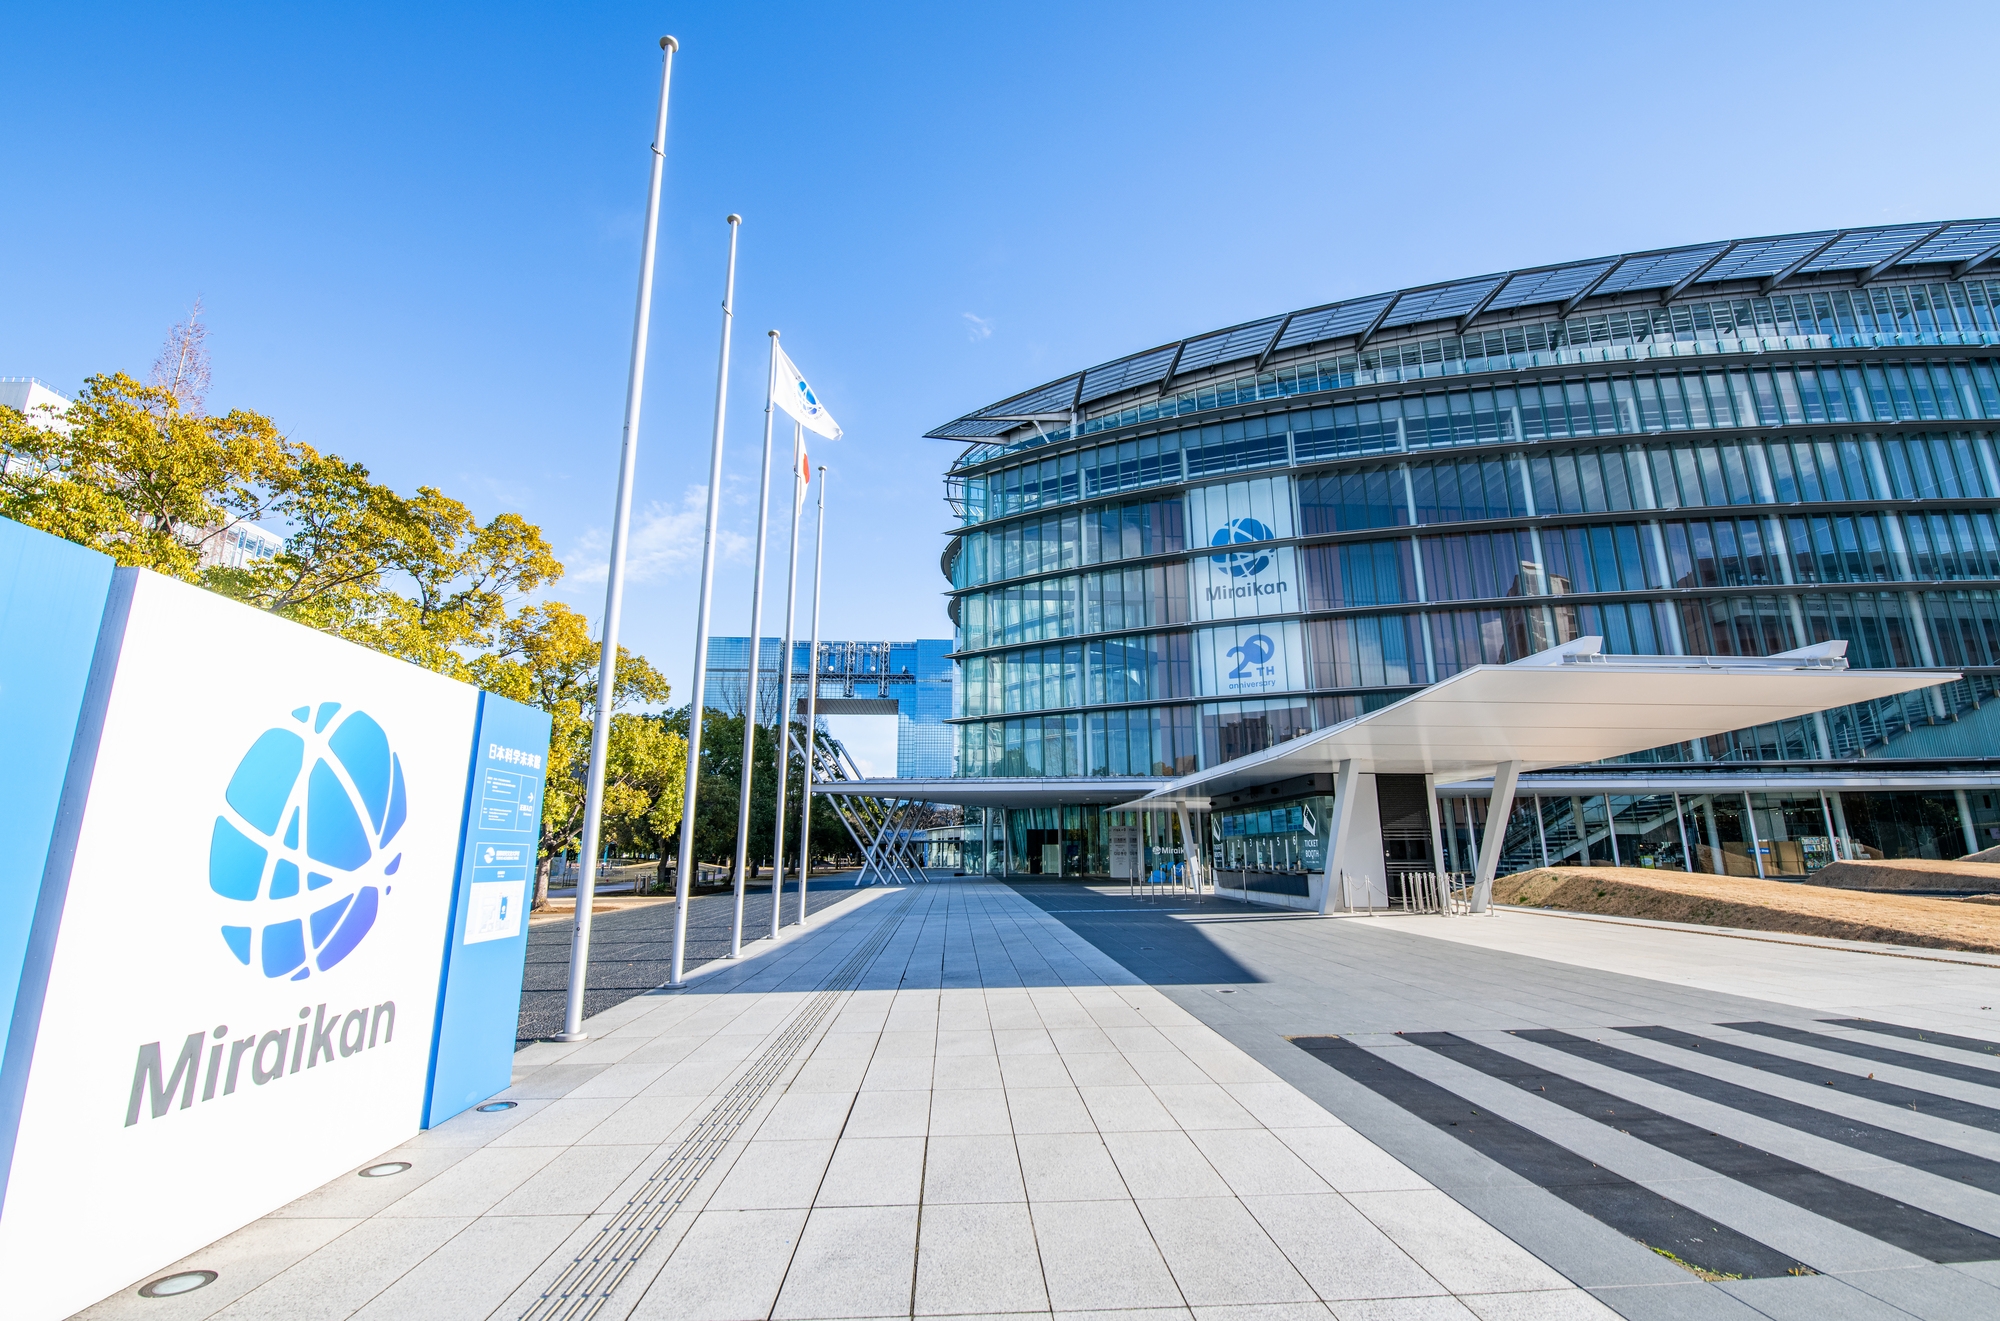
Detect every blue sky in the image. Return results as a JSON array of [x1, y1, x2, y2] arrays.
[[6, 2, 1998, 768]]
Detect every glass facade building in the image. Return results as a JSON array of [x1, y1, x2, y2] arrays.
[[704, 636, 955, 779], [932, 219, 2000, 877]]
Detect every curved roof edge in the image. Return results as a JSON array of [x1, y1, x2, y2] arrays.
[[926, 218, 2000, 440]]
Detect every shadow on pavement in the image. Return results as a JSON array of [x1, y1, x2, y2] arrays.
[[515, 876, 865, 1045], [1005, 879, 1269, 986]]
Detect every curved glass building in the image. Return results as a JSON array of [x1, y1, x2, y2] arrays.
[[922, 220, 2000, 882]]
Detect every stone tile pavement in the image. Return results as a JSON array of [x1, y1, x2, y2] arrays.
[[1009, 887, 2000, 1320], [83, 880, 1614, 1321]]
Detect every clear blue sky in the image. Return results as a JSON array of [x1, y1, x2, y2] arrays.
[[6, 1, 1998, 761]]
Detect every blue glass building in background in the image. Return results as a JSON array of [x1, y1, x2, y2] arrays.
[[928, 219, 2000, 878], [704, 637, 955, 779]]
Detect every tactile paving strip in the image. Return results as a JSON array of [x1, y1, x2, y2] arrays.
[[521, 893, 912, 1321]]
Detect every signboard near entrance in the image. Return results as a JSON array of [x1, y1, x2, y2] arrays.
[[1109, 826, 1142, 878], [0, 571, 482, 1321], [424, 692, 551, 1129], [1300, 798, 1327, 872]]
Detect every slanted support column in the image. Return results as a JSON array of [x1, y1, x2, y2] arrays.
[[1316, 759, 1359, 915], [1175, 803, 1200, 891], [1471, 760, 1522, 914]]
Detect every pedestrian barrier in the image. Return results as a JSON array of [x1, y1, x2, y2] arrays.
[[1130, 858, 1204, 901]]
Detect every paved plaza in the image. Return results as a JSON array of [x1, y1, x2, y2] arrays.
[[516, 883, 865, 1044], [83, 878, 2000, 1321]]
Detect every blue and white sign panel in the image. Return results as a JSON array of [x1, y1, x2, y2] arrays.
[[1194, 620, 1307, 698], [0, 570, 479, 1321], [1184, 476, 1299, 622], [0, 519, 112, 1073], [425, 692, 550, 1129]]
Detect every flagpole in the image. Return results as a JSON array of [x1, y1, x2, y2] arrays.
[[664, 213, 742, 991], [555, 35, 679, 1043], [727, 333, 781, 958], [798, 463, 828, 925], [769, 420, 805, 939]]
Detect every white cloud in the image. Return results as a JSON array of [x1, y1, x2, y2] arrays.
[[568, 485, 749, 585], [962, 312, 993, 342]]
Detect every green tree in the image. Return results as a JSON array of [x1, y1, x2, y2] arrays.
[[0, 372, 290, 578], [474, 602, 679, 907], [660, 708, 863, 881], [0, 371, 564, 681], [3, 358, 677, 910]]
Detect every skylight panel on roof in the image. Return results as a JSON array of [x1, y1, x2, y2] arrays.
[[1800, 224, 1935, 273], [927, 219, 1993, 437], [1485, 260, 1616, 314], [1381, 276, 1504, 329], [1904, 219, 2000, 264], [1078, 345, 1178, 405], [975, 375, 1080, 419], [1702, 232, 1838, 282], [1171, 316, 1285, 377], [925, 417, 1020, 439], [1593, 243, 1731, 295], [1274, 296, 1393, 351]]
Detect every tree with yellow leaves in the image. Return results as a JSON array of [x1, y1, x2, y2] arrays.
[[1, 345, 682, 908], [474, 603, 685, 906]]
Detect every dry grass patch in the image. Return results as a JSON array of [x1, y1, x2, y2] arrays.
[[1494, 866, 2000, 955], [1808, 857, 2000, 892]]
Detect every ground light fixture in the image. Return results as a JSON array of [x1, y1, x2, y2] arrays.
[[476, 1100, 518, 1112], [359, 1162, 411, 1178], [137, 1270, 217, 1298]]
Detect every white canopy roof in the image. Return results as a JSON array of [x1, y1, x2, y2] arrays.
[[815, 776, 1170, 808], [1130, 638, 1956, 806]]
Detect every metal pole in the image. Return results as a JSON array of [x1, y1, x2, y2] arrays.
[[797, 465, 827, 924], [888, 800, 921, 883], [728, 334, 782, 957], [880, 800, 912, 884], [1423, 773, 1448, 911], [860, 800, 896, 885], [665, 215, 742, 991], [887, 800, 920, 883], [769, 424, 806, 938], [556, 36, 680, 1042]]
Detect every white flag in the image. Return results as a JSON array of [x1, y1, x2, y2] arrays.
[[772, 343, 843, 440]]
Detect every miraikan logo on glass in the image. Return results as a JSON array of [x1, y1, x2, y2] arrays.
[[208, 702, 407, 982], [1209, 518, 1274, 577]]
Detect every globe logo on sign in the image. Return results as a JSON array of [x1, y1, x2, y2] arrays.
[[1209, 517, 1274, 577], [208, 702, 406, 981]]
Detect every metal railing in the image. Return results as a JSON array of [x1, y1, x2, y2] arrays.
[[1394, 871, 1474, 915], [1326, 870, 1474, 915], [1127, 859, 1205, 902]]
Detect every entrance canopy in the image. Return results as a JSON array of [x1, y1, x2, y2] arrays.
[[1127, 638, 1955, 807], [816, 775, 1170, 809]]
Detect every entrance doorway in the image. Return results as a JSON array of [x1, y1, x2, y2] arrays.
[[1023, 827, 1062, 875], [1375, 774, 1436, 904]]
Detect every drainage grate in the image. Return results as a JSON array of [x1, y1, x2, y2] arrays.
[[521, 894, 911, 1321]]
